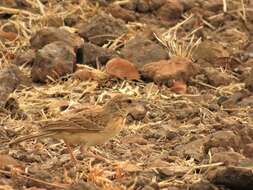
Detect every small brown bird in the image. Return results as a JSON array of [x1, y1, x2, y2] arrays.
[[9, 95, 146, 163]]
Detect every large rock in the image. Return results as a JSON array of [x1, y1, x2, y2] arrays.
[[30, 27, 84, 63], [141, 56, 195, 85], [156, 0, 183, 23], [82, 42, 117, 67], [120, 35, 168, 68], [203, 130, 242, 153], [30, 27, 84, 51], [78, 14, 127, 46], [207, 166, 253, 190], [31, 41, 76, 83]]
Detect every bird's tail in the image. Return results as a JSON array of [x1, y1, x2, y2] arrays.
[[9, 131, 56, 146]]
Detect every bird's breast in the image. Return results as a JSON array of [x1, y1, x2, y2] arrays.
[[106, 116, 124, 133]]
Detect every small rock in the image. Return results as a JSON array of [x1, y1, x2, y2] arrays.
[[78, 14, 127, 46], [45, 15, 63, 28], [108, 4, 136, 22], [135, 0, 166, 13], [68, 182, 99, 190], [149, 158, 170, 168], [245, 67, 253, 92], [129, 176, 153, 189], [203, 131, 241, 153], [88, 0, 108, 6], [245, 42, 253, 59], [175, 138, 208, 161], [141, 56, 195, 85], [156, 0, 183, 23], [220, 90, 251, 109], [0, 154, 24, 170], [194, 40, 230, 66], [13, 49, 35, 66], [178, 0, 199, 11], [148, 0, 167, 11], [106, 58, 140, 80], [73, 65, 109, 82], [120, 35, 168, 68], [0, 0, 31, 8], [31, 41, 76, 83], [142, 186, 155, 190], [208, 166, 253, 190], [216, 28, 248, 47], [122, 136, 148, 145], [202, 0, 223, 12], [212, 151, 246, 166], [30, 27, 84, 53], [128, 102, 147, 120], [239, 126, 253, 144], [170, 81, 187, 93], [4, 97, 27, 120], [0, 64, 30, 106], [204, 67, 234, 86], [118, 0, 138, 11], [157, 166, 189, 177], [64, 13, 80, 27], [189, 181, 217, 190], [243, 143, 253, 158], [239, 95, 253, 107], [82, 42, 117, 66], [136, 0, 150, 13]]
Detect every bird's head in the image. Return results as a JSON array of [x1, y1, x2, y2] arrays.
[[104, 94, 146, 119]]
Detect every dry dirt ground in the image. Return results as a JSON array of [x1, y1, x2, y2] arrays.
[[1, 0, 253, 190]]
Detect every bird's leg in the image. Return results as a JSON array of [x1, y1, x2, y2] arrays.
[[81, 146, 110, 163], [64, 140, 78, 165]]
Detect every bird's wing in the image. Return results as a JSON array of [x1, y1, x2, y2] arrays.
[[40, 110, 106, 133]]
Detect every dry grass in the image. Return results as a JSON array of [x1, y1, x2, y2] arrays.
[[154, 14, 201, 60]]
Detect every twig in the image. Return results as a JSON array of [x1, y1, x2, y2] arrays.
[[240, 0, 247, 22], [0, 6, 38, 17], [201, 18, 216, 30], [193, 162, 223, 169], [223, 0, 227, 12]]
